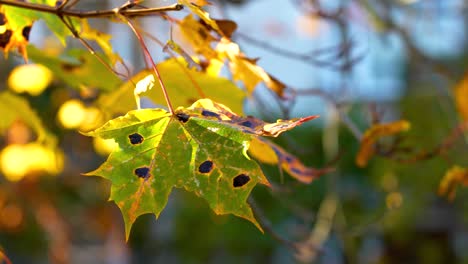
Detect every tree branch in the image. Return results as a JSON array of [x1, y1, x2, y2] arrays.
[[0, 0, 183, 18]]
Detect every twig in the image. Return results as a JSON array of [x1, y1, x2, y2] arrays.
[[121, 16, 174, 114], [293, 88, 363, 140], [136, 25, 207, 99], [236, 32, 361, 69], [57, 15, 129, 79], [379, 121, 468, 163], [248, 197, 299, 253], [0, 0, 183, 18]]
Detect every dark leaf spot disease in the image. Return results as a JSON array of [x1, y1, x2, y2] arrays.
[[233, 174, 250, 187], [128, 133, 144, 145], [134, 167, 151, 179], [198, 160, 213, 173]]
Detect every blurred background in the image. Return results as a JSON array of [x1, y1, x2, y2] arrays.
[[1, 0, 468, 263]]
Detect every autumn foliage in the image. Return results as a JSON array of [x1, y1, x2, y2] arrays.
[[0, 0, 467, 263]]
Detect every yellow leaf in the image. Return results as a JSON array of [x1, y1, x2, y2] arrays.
[[248, 138, 331, 183], [216, 39, 286, 96], [176, 14, 217, 59], [356, 120, 411, 167], [178, 0, 221, 33], [438, 165, 468, 200], [455, 72, 468, 121]]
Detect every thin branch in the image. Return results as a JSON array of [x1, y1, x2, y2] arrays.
[[378, 121, 468, 163], [0, 0, 183, 18], [136, 25, 207, 99], [248, 197, 300, 252], [122, 16, 174, 114], [57, 15, 129, 79], [293, 88, 363, 140]]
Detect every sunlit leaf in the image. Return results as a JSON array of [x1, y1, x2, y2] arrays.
[[356, 120, 411, 167], [438, 165, 468, 200], [178, 0, 222, 33], [27, 45, 121, 91], [85, 99, 271, 239], [98, 58, 246, 116], [85, 99, 317, 239], [216, 39, 286, 96], [176, 14, 217, 59]]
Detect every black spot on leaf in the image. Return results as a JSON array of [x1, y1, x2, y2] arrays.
[[128, 133, 144, 145], [0, 13, 7, 26], [0, 30, 12, 48], [176, 112, 190, 123], [134, 167, 151, 179], [233, 174, 250, 187], [198, 160, 213, 173], [22, 26, 32, 40], [201, 110, 220, 118]]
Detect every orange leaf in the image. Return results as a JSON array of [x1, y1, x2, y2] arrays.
[[438, 165, 468, 200], [455, 72, 468, 121], [356, 120, 411, 167]]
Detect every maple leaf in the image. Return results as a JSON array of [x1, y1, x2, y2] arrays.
[[216, 39, 286, 96], [85, 99, 317, 239], [356, 120, 411, 167]]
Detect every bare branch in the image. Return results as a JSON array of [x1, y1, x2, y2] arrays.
[[0, 0, 183, 18]]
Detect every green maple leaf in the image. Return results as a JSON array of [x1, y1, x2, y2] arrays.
[[85, 99, 318, 239], [85, 100, 271, 239]]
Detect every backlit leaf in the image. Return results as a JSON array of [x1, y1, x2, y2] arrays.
[[178, 0, 222, 34], [356, 120, 411, 167], [438, 165, 468, 200], [85, 99, 317, 239], [176, 14, 217, 59], [216, 39, 286, 96]]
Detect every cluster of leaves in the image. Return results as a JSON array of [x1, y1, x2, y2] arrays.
[[0, 0, 467, 249], [0, 0, 330, 238]]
